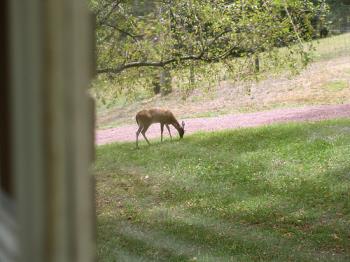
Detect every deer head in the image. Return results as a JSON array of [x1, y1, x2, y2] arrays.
[[179, 121, 185, 139]]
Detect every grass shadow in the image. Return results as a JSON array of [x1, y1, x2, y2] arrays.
[[96, 119, 350, 261]]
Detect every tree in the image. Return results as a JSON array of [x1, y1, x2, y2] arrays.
[[325, 0, 350, 33], [91, 0, 328, 98]]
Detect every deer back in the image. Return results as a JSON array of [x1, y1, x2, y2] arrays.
[[136, 108, 176, 125], [149, 108, 177, 124]]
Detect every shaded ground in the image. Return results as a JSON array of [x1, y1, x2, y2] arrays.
[[96, 104, 350, 145]]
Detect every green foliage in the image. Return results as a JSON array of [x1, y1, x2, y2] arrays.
[[91, 0, 328, 102], [325, 0, 350, 33], [95, 120, 350, 261]]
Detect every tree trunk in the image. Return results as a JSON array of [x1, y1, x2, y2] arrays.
[[152, 78, 161, 95], [160, 68, 172, 96], [189, 65, 195, 86], [254, 55, 260, 73]]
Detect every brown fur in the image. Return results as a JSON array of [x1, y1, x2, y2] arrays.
[[135, 108, 185, 148]]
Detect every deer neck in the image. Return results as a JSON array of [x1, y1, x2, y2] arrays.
[[170, 118, 184, 138], [172, 120, 181, 131]]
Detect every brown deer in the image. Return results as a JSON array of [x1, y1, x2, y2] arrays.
[[135, 108, 185, 148]]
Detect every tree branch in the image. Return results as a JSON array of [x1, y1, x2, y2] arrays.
[[96, 53, 207, 74], [96, 27, 238, 75], [103, 23, 143, 42], [95, 0, 122, 26]]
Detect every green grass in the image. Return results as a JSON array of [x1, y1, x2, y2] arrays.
[[312, 33, 350, 61], [95, 120, 350, 261], [323, 80, 348, 92]]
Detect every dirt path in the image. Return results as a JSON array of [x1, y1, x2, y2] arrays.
[[96, 104, 350, 145]]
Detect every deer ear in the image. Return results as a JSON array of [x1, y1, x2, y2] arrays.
[[182, 121, 185, 128]]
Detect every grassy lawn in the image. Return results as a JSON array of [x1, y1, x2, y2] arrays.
[[95, 120, 350, 261], [313, 33, 350, 61]]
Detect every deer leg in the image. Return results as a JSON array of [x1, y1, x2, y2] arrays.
[[160, 123, 164, 142], [166, 124, 172, 140], [141, 125, 151, 145], [136, 126, 143, 148]]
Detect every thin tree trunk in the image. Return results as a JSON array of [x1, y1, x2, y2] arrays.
[[160, 68, 172, 95], [254, 55, 260, 73]]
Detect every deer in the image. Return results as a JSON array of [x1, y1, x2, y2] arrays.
[[135, 108, 185, 148]]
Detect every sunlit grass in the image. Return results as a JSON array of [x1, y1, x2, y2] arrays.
[[96, 119, 350, 261], [323, 80, 349, 92], [313, 33, 350, 61], [92, 33, 350, 109]]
